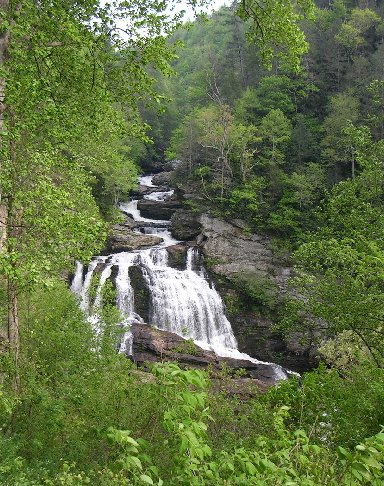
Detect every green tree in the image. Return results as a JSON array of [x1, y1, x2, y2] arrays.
[[335, 8, 381, 64], [286, 126, 384, 367], [238, 0, 315, 71], [321, 91, 360, 181], [259, 109, 292, 166], [0, 0, 195, 386]]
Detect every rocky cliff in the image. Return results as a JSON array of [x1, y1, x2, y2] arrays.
[[168, 208, 317, 373]]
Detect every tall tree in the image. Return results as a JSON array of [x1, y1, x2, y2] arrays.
[[0, 0, 191, 386]]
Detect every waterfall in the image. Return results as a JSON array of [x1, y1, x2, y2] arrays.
[[138, 247, 237, 350], [70, 261, 84, 296], [72, 175, 288, 380]]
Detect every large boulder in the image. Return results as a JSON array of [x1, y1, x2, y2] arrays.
[[171, 209, 202, 240], [130, 323, 287, 386], [137, 199, 182, 220], [152, 171, 173, 186]]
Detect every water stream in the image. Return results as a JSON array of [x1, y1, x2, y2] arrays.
[[72, 175, 287, 380]]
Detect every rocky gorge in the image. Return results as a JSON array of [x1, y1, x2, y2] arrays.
[[71, 171, 316, 392], [121, 171, 317, 373]]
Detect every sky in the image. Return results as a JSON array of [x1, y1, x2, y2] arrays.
[[98, 1, 231, 41], [181, 0, 230, 21]]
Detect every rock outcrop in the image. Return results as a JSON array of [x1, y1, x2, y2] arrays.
[[128, 266, 151, 323], [104, 217, 162, 254], [152, 171, 173, 186], [171, 209, 202, 240], [137, 199, 182, 220], [166, 244, 188, 269], [198, 214, 282, 279], [130, 184, 170, 199], [131, 323, 287, 386], [194, 213, 317, 373]]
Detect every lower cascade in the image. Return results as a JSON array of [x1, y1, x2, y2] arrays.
[[71, 175, 288, 381]]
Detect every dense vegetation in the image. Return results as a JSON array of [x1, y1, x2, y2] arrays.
[[0, 0, 383, 484]]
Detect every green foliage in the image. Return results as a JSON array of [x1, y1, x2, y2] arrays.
[[259, 109, 292, 159], [106, 427, 163, 485], [228, 177, 266, 224], [284, 128, 384, 366], [231, 271, 279, 315], [318, 331, 373, 370], [265, 364, 384, 449], [237, 0, 315, 72], [171, 338, 200, 356], [335, 8, 381, 61], [1, 332, 384, 485], [3, 0, 384, 484]]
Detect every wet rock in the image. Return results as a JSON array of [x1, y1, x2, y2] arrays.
[[137, 199, 182, 220], [152, 171, 173, 186], [131, 323, 286, 386], [131, 185, 170, 199], [129, 266, 151, 323], [117, 215, 137, 229], [166, 244, 188, 269], [163, 159, 181, 172], [229, 313, 316, 374], [196, 213, 317, 373], [104, 222, 162, 254], [109, 265, 120, 287], [170, 209, 202, 240]]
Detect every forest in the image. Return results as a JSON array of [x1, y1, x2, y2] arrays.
[[0, 0, 383, 484]]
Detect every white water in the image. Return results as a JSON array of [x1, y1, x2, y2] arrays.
[[138, 174, 156, 187], [144, 190, 174, 201], [72, 175, 288, 380]]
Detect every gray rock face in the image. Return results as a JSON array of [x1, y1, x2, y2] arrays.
[[131, 323, 286, 386], [171, 209, 202, 240], [104, 218, 162, 254], [197, 213, 316, 373], [199, 214, 276, 277], [137, 199, 182, 220]]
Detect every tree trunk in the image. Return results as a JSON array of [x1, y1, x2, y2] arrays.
[[0, 0, 9, 252], [232, 14, 247, 88], [1, 0, 21, 391], [351, 153, 355, 180], [8, 280, 20, 388]]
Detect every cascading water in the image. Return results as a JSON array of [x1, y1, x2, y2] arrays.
[[72, 175, 288, 380]]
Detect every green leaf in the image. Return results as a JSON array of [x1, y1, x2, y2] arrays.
[[140, 474, 154, 485], [351, 462, 371, 480], [360, 455, 381, 469], [245, 462, 257, 476], [337, 446, 353, 462], [130, 456, 143, 470]]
